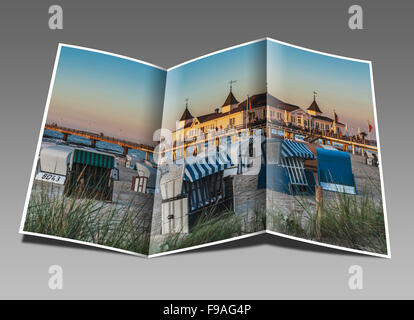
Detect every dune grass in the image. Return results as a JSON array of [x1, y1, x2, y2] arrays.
[[25, 169, 387, 256], [24, 181, 152, 255], [267, 177, 387, 255], [158, 206, 265, 253]]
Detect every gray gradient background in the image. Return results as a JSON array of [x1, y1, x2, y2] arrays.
[[0, 0, 412, 299]]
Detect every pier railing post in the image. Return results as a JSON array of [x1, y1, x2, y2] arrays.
[[123, 146, 128, 156]]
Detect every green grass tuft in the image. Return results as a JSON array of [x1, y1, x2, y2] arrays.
[[24, 181, 151, 255], [268, 177, 387, 255], [159, 207, 265, 253]]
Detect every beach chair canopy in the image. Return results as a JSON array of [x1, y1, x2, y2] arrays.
[[183, 152, 234, 182], [317, 148, 356, 194], [39, 145, 73, 176], [72, 148, 115, 169], [281, 140, 316, 160]]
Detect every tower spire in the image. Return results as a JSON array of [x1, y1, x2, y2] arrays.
[[179, 98, 193, 121], [229, 80, 237, 92], [307, 91, 322, 114]]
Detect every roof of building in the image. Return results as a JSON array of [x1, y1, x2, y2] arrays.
[[179, 107, 194, 121], [307, 98, 322, 113], [311, 114, 345, 126], [222, 91, 239, 106], [182, 104, 246, 129], [182, 92, 302, 129], [239, 93, 300, 112], [268, 94, 301, 112], [176, 91, 344, 130], [197, 111, 226, 124]]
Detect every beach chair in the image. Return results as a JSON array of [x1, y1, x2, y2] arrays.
[[159, 153, 235, 234], [365, 151, 378, 167], [35, 145, 73, 185], [64, 148, 118, 201], [132, 160, 157, 194], [317, 148, 357, 195], [258, 138, 317, 195]]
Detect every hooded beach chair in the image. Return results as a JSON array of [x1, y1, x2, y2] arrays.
[[316, 148, 357, 194], [258, 138, 317, 195]]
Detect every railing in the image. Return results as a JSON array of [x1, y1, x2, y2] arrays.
[[45, 124, 155, 152], [267, 122, 377, 150], [46, 121, 377, 156]]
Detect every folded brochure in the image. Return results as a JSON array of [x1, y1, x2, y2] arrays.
[[19, 38, 390, 258]]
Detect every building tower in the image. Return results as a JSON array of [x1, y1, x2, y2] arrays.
[[307, 91, 323, 116], [176, 99, 194, 142], [221, 80, 239, 113]]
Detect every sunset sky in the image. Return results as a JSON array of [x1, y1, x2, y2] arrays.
[[162, 40, 266, 130], [47, 46, 166, 145], [48, 41, 377, 144], [267, 39, 375, 137], [162, 39, 376, 137]]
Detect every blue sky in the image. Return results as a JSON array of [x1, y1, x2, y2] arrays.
[[48, 46, 166, 145], [267, 40, 375, 136], [162, 40, 266, 130], [47, 41, 377, 143], [162, 39, 376, 137]]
